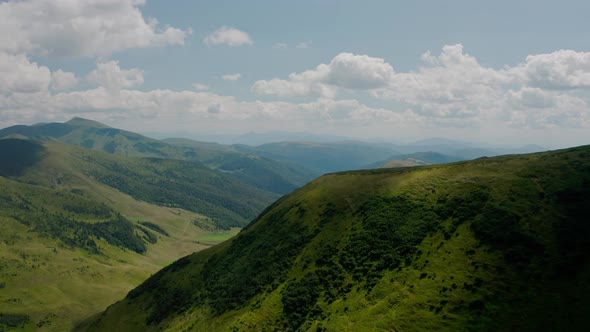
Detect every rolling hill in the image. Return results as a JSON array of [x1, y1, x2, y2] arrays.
[[85, 145, 590, 331], [0, 118, 315, 195], [0, 138, 274, 331]]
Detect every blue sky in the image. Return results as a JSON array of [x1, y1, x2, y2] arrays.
[[0, 0, 589, 147]]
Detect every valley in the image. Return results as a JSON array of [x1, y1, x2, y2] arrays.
[[0, 118, 582, 331]]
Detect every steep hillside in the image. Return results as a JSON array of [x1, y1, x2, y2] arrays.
[[0, 138, 267, 330], [13, 139, 275, 228], [0, 118, 314, 195], [86, 145, 590, 331]]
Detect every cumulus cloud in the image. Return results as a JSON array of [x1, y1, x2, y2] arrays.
[[203, 26, 253, 47], [1, 42, 590, 144], [222, 73, 241, 81], [252, 53, 394, 98], [0, 0, 189, 57], [515, 49, 590, 90], [0, 53, 51, 94], [379, 44, 510, 118], [327, 53, 395, 89], [87, 61, 144, 92], [273, 43, 288, 49], [252, 44, 590, 129], [51, 69, 78, 92]]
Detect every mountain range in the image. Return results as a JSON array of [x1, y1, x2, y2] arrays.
[[0, 118, 565, 331]]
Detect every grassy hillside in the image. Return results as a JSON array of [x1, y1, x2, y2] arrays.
[[86, 145, 590, 331], [0, 138, 266, 331], [13, 139, 276, 229], [0, 118, 314, 195]]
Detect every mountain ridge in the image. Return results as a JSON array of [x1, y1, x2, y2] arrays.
[[0, 118, 315, 195], [84, 144, 590, 331]]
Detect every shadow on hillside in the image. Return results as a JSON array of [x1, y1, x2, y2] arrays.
[[0, 139, 46, 176]]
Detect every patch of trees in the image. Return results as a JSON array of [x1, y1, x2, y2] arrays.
[[282, 272, 322, 330], [131, 206, 316, 325], [87, 157, 271, 229], [342, 195, 439, 288], [0, 313, 30, 329], [10, 203, 147, 254], [138, 221, 169, 236]]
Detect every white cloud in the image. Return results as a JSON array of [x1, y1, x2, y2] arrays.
[[1, 43, 590, 146], [252, 44, 590, 130], [379, 44, 510, 118], [516, 49, 590, 90], [273, 43, 288, 49], [51, 69, 78, 92], [222, 73, 241, 82], [87, 61, 144, 92], [0, 53, 51, 94], [252, 52, 394, 97], [193, 83, 209, 91], [327, 53, 395, 89], [0, 0, 189, 57], [296, 41, 312, 49], [203, 26, 253, 47]]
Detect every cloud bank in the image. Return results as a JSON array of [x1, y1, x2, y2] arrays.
[[0, 0, 189, 58]]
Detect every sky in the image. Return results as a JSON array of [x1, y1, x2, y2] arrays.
[[0, 0, 589, 148]]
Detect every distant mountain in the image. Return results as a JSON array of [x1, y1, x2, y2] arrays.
[[366, 151, 463, 169], [149, 130, 357, 145], [66, 116, 111, 128], [234, 131, 356, 146], [410, 137, 474, 146], [0, 118, 315, 195], [86, 145, 590, 331], [0, 138, 264, 330], [390, 143, 547, 161], [234, 141, 400, 174]]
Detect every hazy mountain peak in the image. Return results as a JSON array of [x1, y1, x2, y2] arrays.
[[66, 117, 111, 128]]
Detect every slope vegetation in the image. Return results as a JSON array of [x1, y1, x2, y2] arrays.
[[0, 118, 314, 195], [0, 138, 266, 330], [87, 145, 590, 331]]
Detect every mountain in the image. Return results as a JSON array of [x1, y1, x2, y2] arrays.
[[1, 138, 276, 228], [366, 151, 464, 168], [152, 131, 356, 146], [0, 138, 272, 330], [234, 141, 400, 174], [396, 139, 548, 160], [85, 145, 590, 331], [0, 118, 315, 195]]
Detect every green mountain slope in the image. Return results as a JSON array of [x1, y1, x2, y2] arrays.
[[86, 145, 590, 331], [0, 118, 314, 195], [8, 139, 275, 229], [0, 138, 269, 330]]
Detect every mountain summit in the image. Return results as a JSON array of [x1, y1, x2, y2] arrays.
[[65, 117, 111, 128]]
